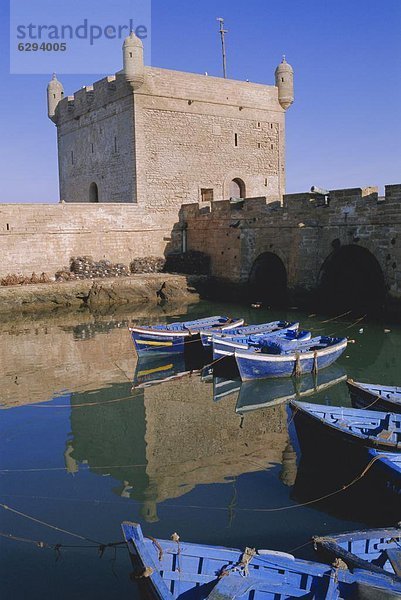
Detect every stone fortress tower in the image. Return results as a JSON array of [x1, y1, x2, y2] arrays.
[[48, 33, 294, 206]]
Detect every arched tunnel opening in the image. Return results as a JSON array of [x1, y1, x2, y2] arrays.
[[249, 252, 288, 306], [318, 244, 386, 315]]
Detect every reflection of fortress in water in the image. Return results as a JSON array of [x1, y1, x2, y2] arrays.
[[66, 375, 296, 522]]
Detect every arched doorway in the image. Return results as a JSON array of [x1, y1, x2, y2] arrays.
[[229, 178, 246, 199], [249, 252, 287, 305], [318, 244, 386, 314], [89, 182, 99, 203]]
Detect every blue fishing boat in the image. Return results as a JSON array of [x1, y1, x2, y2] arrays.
[[129, 316, 243, 355], [235, 365, 347, 414], [212, 327, 309, 360], [347, 379, 401, 413], [290, 401, 401, 460], [313, 527, 401, 584], [121, 522, 401, 599], [234, 336, 347, 381], [200, 320, 298, 350]]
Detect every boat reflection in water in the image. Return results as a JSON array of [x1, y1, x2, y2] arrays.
[[235, 364, 347, 415], [212, 364, 346, 409], [292, 449, 401, 525], [132, 351, 206, 389]]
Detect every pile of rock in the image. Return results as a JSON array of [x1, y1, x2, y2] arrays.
[[1, 272, 51, 286], [130, 256, 166, 274], [69, 256, 130, 279], [54, 268, 76, 282]]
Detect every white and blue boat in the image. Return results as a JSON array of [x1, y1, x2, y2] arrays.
[[129, 316, 244, 355], [122, 522, 401, 599], [234, 336, 347, 381], [200, 320, 298, 350], [290, 401, 401, 459], [347, 380, 401, 413], [213, 327, 310, 360], [313, 527, 401, 584]]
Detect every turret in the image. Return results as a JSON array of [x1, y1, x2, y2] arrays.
[[47, 73, 64, 122], [275, 56, 294, 110], [123, 31, 145, 90]]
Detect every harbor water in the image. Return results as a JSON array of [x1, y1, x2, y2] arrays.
[[1, 301, 400, 599]]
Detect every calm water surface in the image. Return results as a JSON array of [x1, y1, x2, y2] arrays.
[[1, 301, 400, 599]]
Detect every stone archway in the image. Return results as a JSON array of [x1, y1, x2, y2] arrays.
[[249, 252, 287, 305], [229, 178, 246, 199], [89, 182, 99, 203], [318, 244, 386, 313]]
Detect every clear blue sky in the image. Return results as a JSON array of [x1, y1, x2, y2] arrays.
[[0, 0, 400, 202]]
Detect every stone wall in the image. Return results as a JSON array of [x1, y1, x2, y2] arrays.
[[0, 203, 181, 278], [181, 184, 401, 304], [58, 91, 135, 203], [134, 67, 285, 208]]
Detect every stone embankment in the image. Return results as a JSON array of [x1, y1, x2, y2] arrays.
[[0, 273, 202, 316]]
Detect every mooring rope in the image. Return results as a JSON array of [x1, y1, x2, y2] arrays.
[[0, 502, 102, 544], [319, 310, 353, 324], [0, 455, 383, 525], [327, 314, 367, 337]]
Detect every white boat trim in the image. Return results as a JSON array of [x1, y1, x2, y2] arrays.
[[214, 339, 248, 351], [214, 348, 237, 357], [129, 327, 190, 338], [234, 340, 348, 363], [219, 319, 245, 331]]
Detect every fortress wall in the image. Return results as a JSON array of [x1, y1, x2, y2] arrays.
[[54, 65, 287, 208], [134, 67, 285, 208], [0, 203, 181, 278], [182, 185, 401, 301], [57, 92, 136, 203]]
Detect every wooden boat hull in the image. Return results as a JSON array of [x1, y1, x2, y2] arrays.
[[290, 402, 401, 465], [202, 320, 298, 350], [212, 325, 306, 360], [130, 316, 242, 356], [347, 380, 401, 413], [235, 339, 347, 381], [367, 449, 401, 501], [199, 318, 245, 348], [130, 327, 190, 355], [313, 527, 401, 584], [122, 522, 401, 600]]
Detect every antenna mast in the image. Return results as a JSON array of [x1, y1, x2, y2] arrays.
[[217, 17, 227, 78]]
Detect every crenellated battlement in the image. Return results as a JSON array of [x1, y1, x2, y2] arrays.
[[181, 182, 401, 310], [182, 185, 401, 224], [54, 72, 131, 123]]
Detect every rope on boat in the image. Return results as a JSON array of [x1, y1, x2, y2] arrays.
[[171, 532, 182, 573], [147, 535, 164, 561], [293, 353, 302, 378], [312, 350, 318, 375]]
